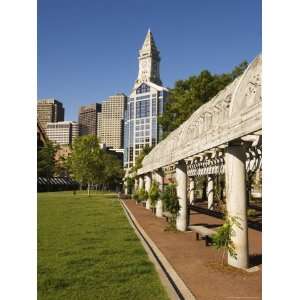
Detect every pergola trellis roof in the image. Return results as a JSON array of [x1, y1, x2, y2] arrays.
[[138, 55, 262, 175]]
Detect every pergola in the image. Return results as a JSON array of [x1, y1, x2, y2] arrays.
[[133, 55, 262, 269]]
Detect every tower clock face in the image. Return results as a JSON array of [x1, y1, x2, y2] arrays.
[[142, 60, 147, 70]]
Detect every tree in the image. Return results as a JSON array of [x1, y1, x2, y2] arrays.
[[37, 140, 59, 179], [129, 145, 154, 177], [159, 61, 248, 139], [100, 152, 124, 191], [54, 152, 71, 177], [68, 135, 104, 196]]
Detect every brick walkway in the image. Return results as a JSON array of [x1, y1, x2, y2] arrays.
[[124, 200, 261, 300]]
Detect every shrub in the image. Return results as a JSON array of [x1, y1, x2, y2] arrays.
[[125, 177, 134, 194], [138, 187, 148, 203], [161, 183, 180, 229], [247, 208, 256, 217], [133, 190, 139, 202], [149, 181, 160, 208], [211, 215, 242, 265]]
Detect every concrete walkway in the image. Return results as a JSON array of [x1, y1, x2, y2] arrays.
[[124, 199, 261, 300]]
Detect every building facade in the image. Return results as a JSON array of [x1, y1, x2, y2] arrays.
[[124, 29, 168, 168], [37, 99, 65, 130], [46, 121, 79, 145], [71, 122, 79, 143], [78, 103, 101, 136], [97, 93, 127, 150]]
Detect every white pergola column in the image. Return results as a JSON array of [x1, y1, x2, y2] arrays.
[[225, 143, 249, 269], [189, 177, 195, 204], [145, 173, 152, 209], [207, 175, 214, 210], [176, 160, 187, 231], [155, 169, 164, 217], [134, 178, 138, 192], [124, 179, 128, 195], [139, 176, 144, 190]]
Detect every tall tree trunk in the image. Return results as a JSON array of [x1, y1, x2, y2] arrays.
[[87, 183, 90, 197]]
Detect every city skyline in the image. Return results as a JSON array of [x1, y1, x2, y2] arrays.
[[38, 0, 261, 121]]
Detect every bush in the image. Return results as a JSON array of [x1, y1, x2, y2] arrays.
[[125, 177, 134, 195], [138, 188, 148, 203], [247, 208, 256, 217], [133, 190, 140, 202], [211, 215, 242, 265], [149, 181, 160, 208], [161, 183, 180, 229]]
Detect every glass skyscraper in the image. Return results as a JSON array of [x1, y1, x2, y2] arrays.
[[124, 29, 168, 168]]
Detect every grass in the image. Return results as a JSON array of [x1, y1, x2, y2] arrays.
[[38, 191, 169, 300]]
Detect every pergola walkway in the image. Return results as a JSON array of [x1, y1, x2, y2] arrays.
[[124, 199, 261, 300], [129, 55, 262, 270]]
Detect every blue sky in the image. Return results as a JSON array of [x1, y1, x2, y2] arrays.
[[38, 0, 261, 121]]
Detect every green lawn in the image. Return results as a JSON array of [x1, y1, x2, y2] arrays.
[[38, 191, 169, 300]]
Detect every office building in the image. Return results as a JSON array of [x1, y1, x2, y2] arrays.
[[97, 93, 127, 150], [71, 122, 79, 142], [78, 103, 101, 136], [37, 99, 65, 130], [124, 29, 168, 168], [46, 121, 79, 145]]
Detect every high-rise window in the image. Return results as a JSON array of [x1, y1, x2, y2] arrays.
[[129, 102, 134, 119], [136, 99, 150, 118], [152, 98, 157, 116], [136, 83, 150, 94]]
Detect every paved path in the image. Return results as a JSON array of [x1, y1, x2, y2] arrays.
[[124, 200, 261, 300]]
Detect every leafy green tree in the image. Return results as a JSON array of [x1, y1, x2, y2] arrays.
[[159, 61, 248, 138], [101, 153, 124, 190], [69, 135, 104, 196], [54, 152, 71, 177], [130, 145, 153, 175], [37, 141, 59, 179]]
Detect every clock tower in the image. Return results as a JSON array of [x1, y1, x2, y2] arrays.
[[124, 29, 168, 169], [134, 29, 162, 88]]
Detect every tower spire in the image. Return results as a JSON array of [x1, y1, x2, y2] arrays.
[[141, 29, 157, 53], [134, 29, 162, 88]]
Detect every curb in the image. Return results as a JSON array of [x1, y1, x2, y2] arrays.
[[120, 200, 196, 300]]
